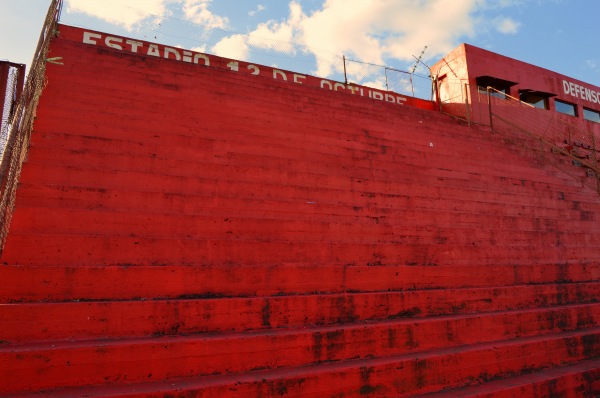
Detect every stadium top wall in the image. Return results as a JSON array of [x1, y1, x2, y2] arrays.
[[58, 24, 436, 113]]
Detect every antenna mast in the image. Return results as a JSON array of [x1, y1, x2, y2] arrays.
[[409, 46, 428, 97], [410, 45, 428, 74]]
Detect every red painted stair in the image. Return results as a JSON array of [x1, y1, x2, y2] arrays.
[[1, 23, 599, 396]]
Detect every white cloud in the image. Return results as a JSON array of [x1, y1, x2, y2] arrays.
[[247, 18, 296, 54], [66, 0, 169, 30], [344, 60, 382, 85], [360, 77, 388, 91], [210, 3, 298, 66], [211, 34, 249, 60], [249, 5, 266, 17], [182, 0, 228, 28], [67, 0, 229, 31], [192, 44, 208, 53], [227, 0, 482, 78], [494, 17, 520, 34]]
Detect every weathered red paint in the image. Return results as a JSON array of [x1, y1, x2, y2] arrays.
[[0, 263, 598, 302], [0, 24, 599, 396], [432, 43, 600, 135], [58, 25, 435, 112], [1, 316, 599, 394]]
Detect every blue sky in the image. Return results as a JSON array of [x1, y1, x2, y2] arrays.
[[1, 0, 599, 89]]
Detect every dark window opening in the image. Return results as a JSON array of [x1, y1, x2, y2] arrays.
[[583, 108, 600, 123], [519, 90, 552, 110], [476, 75, 517, 99], [555, 99, 577, 117]]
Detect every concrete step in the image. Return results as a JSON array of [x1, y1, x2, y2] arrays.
[[28, 66, 576, 181], [32, 113, 576, 191], [9, 208, 600, 248], [29, 72, 568, 177], [27, 109, 567, 175], [23, 142, 588, 196], [1, 27, 597, 398], [41, 34, 590, 192], [2, 288, 598, 342], [2, 263, 597, 302], [4, 231, 599, 267], [14, 182, 600, 222], [416, 358, 600, 397], [7, 200, 589, 246], [5, 327, 599, 396], [16, 162, 597, 213]]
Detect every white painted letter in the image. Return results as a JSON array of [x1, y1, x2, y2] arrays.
[[248, 65, 260, 75], [334, 83, 345, 91], [320, 80, 333, 90], [373, 92, 384, 101], [563, 80, 570, 94], [227, 61, 239, 71], [347, 86, 360, 95], [83, 32, 101, 45], [273, 69, 288, 81], [105, 36, 123, 50], [568, 82, 576, 97], [385, 94, 396, 103], [147, 44, 160, 57], [193, 54, 210, 66], [182, 51, 193, 63], [293, 74, 306, 84], [126, 40, 143, 53], [164, 47, 181, 60]]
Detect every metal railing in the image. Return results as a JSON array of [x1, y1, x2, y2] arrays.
[[437, 79, 600, 191], [0, 0, 63, 253], [438, 80, 472, 123], [343, 57, 434, 100], [485, 86, 600, 189]]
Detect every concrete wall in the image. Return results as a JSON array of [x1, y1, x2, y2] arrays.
[[0, 25, 599, 396], [433, 43, 600, 137]]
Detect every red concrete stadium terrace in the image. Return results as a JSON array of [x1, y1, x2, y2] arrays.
[[0, 1, 599, 397]]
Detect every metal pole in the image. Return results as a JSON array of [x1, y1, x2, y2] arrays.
[[384, 68, 389, 91], [342, 55, 348, 85], [434, 76, 442, 112], [487, 87, 494, 132], [464, 83, 471, 127]]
